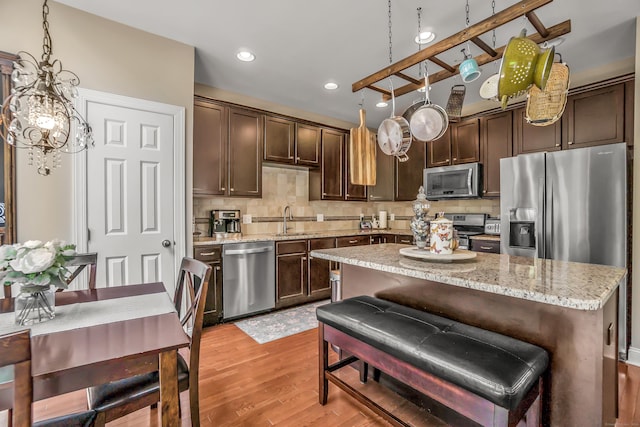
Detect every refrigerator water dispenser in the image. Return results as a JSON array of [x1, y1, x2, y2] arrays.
[[509, 221, 535, 249]]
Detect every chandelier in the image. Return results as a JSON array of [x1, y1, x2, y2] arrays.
[[0, 0, 93, 176]]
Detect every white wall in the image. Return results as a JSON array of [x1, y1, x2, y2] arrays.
[[0, 0, 195, 244]]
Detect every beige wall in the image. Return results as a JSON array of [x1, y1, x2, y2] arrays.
[[0, 0, 194, 244]]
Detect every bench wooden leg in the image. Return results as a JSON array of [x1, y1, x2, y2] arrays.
[[360, 362, 369, 383], [372, 367, 381, 382], [319, 322, 329, 405]]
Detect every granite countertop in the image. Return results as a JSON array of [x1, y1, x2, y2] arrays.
[[309, 243, 626, 311], [193, 229, 413, 246]]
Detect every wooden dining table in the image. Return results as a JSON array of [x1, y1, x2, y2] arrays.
[[0, 282, 189, 426]]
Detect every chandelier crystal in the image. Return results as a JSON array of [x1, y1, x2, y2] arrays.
[[0, 0, 93, 176]]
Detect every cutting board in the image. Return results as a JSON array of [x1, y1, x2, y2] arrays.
[[349, 109, 377, 186]]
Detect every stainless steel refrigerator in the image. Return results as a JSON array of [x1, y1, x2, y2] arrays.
[[500, 143, 627, 359]]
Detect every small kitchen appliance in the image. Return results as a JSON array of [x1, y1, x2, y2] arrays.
[[443, 213, 487, 250], [210, 209, 241, 236], [484, 218, 501, 235], [423, 163, 483, 200]]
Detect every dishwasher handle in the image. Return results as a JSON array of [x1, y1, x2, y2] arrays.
[[225, 246, 273, 256]]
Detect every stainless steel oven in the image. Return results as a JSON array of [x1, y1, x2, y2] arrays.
[[423, 163, 482, 200]]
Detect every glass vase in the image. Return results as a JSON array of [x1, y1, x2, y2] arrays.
[[15, 285, 55, 325]]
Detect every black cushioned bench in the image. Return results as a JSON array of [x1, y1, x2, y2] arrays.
[[317, 296, 549, 427]]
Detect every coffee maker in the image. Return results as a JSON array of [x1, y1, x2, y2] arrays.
[[210, 210, 241, 235]]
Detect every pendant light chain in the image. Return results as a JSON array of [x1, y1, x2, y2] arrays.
[[465, 0, 472, 58], [41, 0, 52, 62], [388, 0, 393, 65], [417, 7, 422, 77], [491, 0, 496, 48]]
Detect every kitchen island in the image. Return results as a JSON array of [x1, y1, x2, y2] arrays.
[[310, 243, 626, 427]]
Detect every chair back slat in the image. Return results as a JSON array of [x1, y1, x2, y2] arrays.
[[65, 253, 98, 290], [0, 330, 31, 427], [173, 257, 211, 393]]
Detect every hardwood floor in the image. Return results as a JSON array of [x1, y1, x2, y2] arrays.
[[4, 323, 640, 426]]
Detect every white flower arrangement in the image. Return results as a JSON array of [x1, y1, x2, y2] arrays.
[[0, 240, 77, 291]]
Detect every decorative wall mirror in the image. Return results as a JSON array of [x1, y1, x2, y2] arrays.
[[0, 51, 17, 246]]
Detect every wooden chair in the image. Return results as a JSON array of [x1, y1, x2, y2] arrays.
[[0, 329, 97, 427], [87, 257, 212, 426], [3, 252, 98, 299]]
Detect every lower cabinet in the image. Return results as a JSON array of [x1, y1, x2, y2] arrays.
[[370, 234, 392, 244], [194, 246, 223, 326], [395, 234, 414, 245], [308, 238, 336, 299], [275, 240, 308, 309], [470, 238, 500, 254], [336, 235, 370, 247]]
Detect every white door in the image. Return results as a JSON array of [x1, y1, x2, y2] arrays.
[[74, 90, 185, 291]]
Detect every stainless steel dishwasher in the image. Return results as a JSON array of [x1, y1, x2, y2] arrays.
[[222, 241, 275, 320]]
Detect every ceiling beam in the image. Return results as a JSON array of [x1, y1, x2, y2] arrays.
[[352, 0, 554, 93], [382, 20, 571, 100]]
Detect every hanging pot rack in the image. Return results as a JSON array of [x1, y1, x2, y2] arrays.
[[352, 0, 571, 100]]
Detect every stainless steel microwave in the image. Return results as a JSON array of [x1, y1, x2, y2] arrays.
[[423, 163, 483, 200]]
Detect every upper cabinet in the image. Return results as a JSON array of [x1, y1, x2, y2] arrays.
[[427, 118, 479, 168], [296, 123, 321, 167], [368, 137, 394, 202], [193, 100, 227, 196], [193, 99, 262, 198], [562, 83, 625, 149], [263, 116, 321, 167], [395, 139, 426, 201], [513, 106, 562, 155], [480, 111, 512, 197], [310, 129, 367, 201]]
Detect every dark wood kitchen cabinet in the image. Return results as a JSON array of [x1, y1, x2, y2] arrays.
[[310, 129, 344, 200], [296, 123, 321, 166], [194, 246, 223, 326], [193, 100, 227, 196], [336, 235, 370, 247], [193, 98, 262, 198], [368, 139, 395, 201], [427, 127, 451, 168], [480, 111, 512, 197], [263, 116, 320, 167], [308, 238, 335, 299], [228, 107, 263, 197], [451, 118, 480, 164], [275, 240, 308, 309], [263, 115, 295, 163], [426, 118, 479, 168], [513, 106, 562, 155], [563, 83, 625, 149], [395, 138, 426, 201]]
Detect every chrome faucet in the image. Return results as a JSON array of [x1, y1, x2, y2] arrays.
[[283, 205, 293, 234]]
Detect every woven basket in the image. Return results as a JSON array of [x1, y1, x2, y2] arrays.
[[525, 63, 570, 126], [445, 85, 466, 121]]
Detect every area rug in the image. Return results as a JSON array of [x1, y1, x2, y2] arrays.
[[234, 299, 330, 344]]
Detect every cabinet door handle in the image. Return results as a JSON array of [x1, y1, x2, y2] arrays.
[[215, 266, 221, 271], [400, 239, 411, 243], [221, 187, 226, 191], [568, 141, 574, 145], [296, 157, 300, 161], [199, 251, 218, 256], [445, 159, 450, 162], [480, 246, 492, 250], [301, 257, 306, 277], [555, 143, 560, 147], [230, 188, 235, 191], [453, 157, 457, 161], [349, 239, 358, 244], [483, 190, 487, 194]]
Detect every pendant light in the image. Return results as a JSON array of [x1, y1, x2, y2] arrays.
[[0, 0, 93, 176]]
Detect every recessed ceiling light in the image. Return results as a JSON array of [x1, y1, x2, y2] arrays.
[[376, 101, 388, 108], [236, 50, 255, 62], [324, 82, 339, 90], [415, 31, 436, 45]]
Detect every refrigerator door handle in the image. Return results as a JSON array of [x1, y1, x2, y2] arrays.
[[538, 177, 546, 259], [545, 182, 554, 259], [467, 169, 473, 195]]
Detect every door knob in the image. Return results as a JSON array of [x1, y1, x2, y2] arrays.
[[162, 239, 171, 248]]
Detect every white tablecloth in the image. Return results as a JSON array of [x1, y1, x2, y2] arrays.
[[0, 292, 176, 337]]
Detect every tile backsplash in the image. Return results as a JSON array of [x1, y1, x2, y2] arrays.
[[193, 165, 500, 236]]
